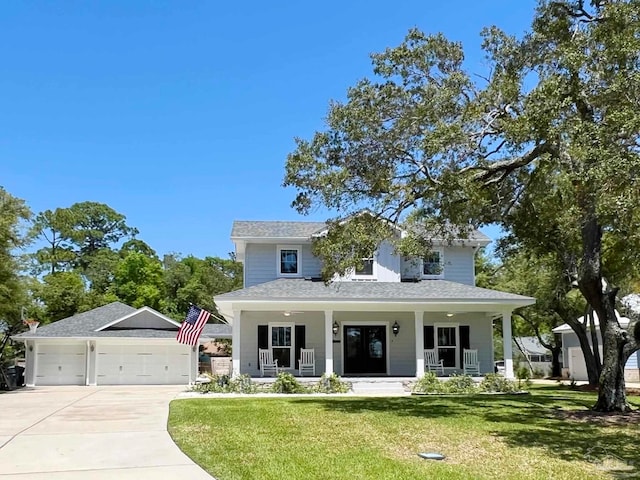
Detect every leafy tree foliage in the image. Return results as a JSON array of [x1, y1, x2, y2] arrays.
[[285, 1, 640, 411], [0, 188, 30, 334]]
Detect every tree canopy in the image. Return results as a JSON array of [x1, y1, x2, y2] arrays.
[[285, 0, 640, 411]]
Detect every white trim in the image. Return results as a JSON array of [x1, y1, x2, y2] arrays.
[[340, 321, 391, 376], [95, 306, 181, 332], [415, 312, 425, 377], [276, 245, 302, 278], [422, 248, 444, 279]]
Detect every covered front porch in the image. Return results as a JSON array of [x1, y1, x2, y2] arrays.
[[227, 307, 518, 379], [214, 278, 535, 380]]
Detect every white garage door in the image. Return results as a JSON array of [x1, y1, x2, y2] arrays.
[[97, 344, 190, 385], [568, 346, 603, 381], [36, 344, 86, 385]]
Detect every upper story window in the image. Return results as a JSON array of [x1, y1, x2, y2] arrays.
[[355, 257, 374, 276], [422, 249, 444, 278], [278, 245, 301, 276]]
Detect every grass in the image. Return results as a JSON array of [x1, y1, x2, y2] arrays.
[[168, 385, 640, 480]]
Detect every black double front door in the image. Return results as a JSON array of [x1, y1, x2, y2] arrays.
[[344, 326, 386, 374]]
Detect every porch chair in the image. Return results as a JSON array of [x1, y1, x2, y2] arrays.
[[298, 348, 315, 376], [259, 349, 279, 377], [424, 349, 445, 375], [463, 349, 481, 376]]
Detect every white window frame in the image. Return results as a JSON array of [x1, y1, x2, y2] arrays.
[[422, 248, 444, 279], [277, 245, 302, 277], [434, 323, 459, 369], [352, 254, 377, 279], [268, 322, 295, 369]]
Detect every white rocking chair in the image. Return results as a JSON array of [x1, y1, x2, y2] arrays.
[[424, 349, 445, 375], [259, 349, 279, 377], [298, 348, 315, 376], [463, 349, 480, 376]]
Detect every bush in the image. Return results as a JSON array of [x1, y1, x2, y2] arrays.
[[412, 372, 447, 394], [191, 373, 258, 394], [516, 365, 532, 389], [271, 372, 308, 393], [443, 374, 477, 394], [228, 374, 258, 393], [479, 373, 518, 393], [312, 373, 350, 393]]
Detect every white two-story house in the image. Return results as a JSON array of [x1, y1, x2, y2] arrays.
[[214, 220, 534, 379]]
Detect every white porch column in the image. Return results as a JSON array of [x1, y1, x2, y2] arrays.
[[415, 311, 424, 377], [502, 311, 514, 379], [324, 310, 334, 375], [232, 309, 241, 377]]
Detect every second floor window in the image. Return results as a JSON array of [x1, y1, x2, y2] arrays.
[[423, 250, 443, 277], [278, 246, 300, 276], [355, 257, 374, 276]]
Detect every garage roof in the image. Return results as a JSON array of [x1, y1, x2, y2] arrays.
[[11, 302, 232, 340]]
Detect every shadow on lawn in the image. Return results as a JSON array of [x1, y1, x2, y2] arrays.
[[292, 394, 639, 478]]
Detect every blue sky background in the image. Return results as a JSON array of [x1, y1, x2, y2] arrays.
[[1, 1, 537, 259]]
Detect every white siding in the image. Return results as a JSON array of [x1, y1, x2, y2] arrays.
[[244, 243, 320, 287], [424, 312, 494, 375], [339, 240, 401, 282], [401, 246, 476, 285], [239, 311, 326, 376]]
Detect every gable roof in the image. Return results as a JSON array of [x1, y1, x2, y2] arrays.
[[232, 221, 327, 239], [552, 311, 630, 333], [215, 278, 534, 304], [231, 219, 491, 245], [514, 336, 550, 356], [11, 301, 232, 340]]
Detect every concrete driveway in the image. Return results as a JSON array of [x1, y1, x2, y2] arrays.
[[0, 386, 213, 479]]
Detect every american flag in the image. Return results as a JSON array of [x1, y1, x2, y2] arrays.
[[176, 305, 211, 346]]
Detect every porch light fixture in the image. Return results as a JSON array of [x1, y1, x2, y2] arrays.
[[332, 321, 339, 336], [446, 312, 455, 317], [392, 321, 400, 336]]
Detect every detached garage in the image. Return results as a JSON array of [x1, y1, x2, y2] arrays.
[[12, 302, 231, 387], [553, 312, 640, 383]]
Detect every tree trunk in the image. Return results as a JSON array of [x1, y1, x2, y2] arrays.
[[576, 210, 631, 412], [565, 319, 600, 384], [550, 343, 562, 378], [593, 312, 631, 412]]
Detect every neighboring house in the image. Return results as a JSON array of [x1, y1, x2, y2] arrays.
[[513, 336, 557, 375], [553, 312, 640, 382], [214, 220, 535, 379], [11, 302, 231, 386]]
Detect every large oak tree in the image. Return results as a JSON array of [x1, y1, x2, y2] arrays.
[[284, 0, 640, 411]]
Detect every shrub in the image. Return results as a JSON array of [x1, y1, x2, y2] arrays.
[[443, 374, 477, 394], [516, 365, 532, 389], [271, 372, 308, 393], [312, 373, 350, 393], [479, 373, 518, 393], [412, 372, 447, 394], [228, 374, 258, 394]]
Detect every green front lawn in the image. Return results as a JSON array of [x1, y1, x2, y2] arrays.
[[168, 386, 640, 480]]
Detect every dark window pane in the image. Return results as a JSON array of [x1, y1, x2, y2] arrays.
[[423, 252, 441, 275], [280, 250, 298, 274], [272, 348, 291, 368], [439, 348, 456, 367], [355, 258, 374, 275]]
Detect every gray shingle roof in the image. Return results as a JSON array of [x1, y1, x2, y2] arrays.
[[231, 220, 491, 244], [11, 302, 232, 340], [215, 278, 534, 303], [232, 221, 327, 238]]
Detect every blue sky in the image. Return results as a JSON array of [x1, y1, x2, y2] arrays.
[[1, 1, 537, 259]]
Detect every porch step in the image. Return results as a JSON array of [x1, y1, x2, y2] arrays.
[[349, 381, 408, 395]]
